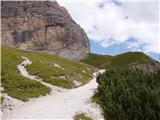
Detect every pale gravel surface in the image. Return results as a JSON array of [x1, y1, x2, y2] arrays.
[[2, 57, 105, 120]]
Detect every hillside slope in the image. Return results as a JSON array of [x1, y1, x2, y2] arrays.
[[81, 52, 160, 70], [81, 53, 111, 68], [1, 46, 95, 101]]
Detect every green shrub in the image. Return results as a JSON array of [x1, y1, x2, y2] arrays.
[[95, 68, 160, 120]]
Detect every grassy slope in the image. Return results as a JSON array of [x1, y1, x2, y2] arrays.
[[110, 52, 155, 67], [81, 53, 111, 68], [1, 46, 95, 101], [26, 52, 95, 88], [2, 47, 50, 101], [81, 52, 156, 68]]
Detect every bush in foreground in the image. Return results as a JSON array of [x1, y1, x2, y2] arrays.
[[95, 68, 160, 120]]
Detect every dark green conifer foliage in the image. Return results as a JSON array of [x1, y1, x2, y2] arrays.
[[95, 68, 160, 120]]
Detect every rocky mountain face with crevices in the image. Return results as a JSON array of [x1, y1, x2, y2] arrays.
[[1, 1, 90, 60]]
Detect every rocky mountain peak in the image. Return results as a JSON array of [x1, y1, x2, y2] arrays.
[[1, 1, 90, 60]]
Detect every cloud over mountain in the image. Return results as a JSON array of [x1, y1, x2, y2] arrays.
[[58, 0, 159, 54]]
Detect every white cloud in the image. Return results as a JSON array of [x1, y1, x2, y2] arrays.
[[57, 0, 159, 54]]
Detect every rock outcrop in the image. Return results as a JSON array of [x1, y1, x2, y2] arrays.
[[1, 1, 90, 60]]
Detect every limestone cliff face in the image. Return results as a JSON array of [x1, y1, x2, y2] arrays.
[[1, 1, 90, 60]]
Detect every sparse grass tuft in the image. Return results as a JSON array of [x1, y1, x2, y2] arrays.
[[1, 96, 5, 104], [74, 113, 93, 120]]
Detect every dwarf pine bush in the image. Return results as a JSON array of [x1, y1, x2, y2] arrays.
[[96, 68, 160, 120]]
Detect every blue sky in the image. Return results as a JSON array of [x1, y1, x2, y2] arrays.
[[90, 40, 159, 61], [58, 0, 159, 61]]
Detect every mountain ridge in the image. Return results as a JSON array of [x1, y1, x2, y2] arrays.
[[1, 1, 90, 60], [81, 52, 160, 71]]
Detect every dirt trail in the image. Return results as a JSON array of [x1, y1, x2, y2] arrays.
[[2, 57, 105, 120]]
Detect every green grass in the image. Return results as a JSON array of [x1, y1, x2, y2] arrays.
[[25, 51, 95, 88], [81, 52, 156, 69], [1, 47, 50, 101], [81, 53, 111, 68], [74, 113, 93, 120], [45, 78, 74, 89], [1, 46, 95, 101], [110, 52, 155, 67]]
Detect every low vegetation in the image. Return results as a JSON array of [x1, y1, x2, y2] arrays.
[[1, 47, 50, 101], [81, 52, 156, 69], [1, 96, 5, 104], [1, 46, 94, 101], [94, 68, 160, 120], [74, 113, 93, 120], [25, 51, 94, 89], [81, 53, 111, 68], [109, 52, 155, 68]]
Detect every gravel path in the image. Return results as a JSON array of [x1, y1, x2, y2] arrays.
[[2, 57, 105, 120]]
